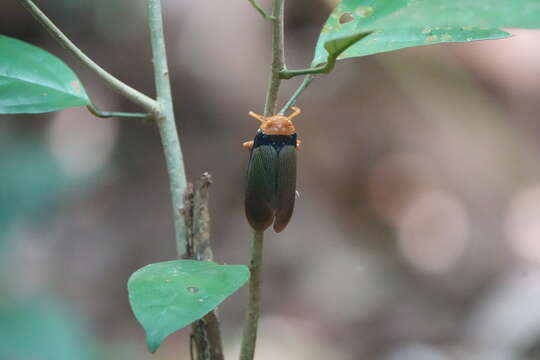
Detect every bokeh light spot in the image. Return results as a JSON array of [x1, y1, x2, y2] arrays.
[[504, 185, 540, 263], [397, 190, 469, 273]]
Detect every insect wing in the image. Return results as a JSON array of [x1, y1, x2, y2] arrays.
[[245, 145, 277, 231], [273, 145, 297, 232]]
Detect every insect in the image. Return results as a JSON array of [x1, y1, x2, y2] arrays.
[[243, 106, 302, 233]]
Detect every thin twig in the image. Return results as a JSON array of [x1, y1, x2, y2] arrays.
[[185, 174, 225, 360], [86, 104, 150, 119], [263, 0, 285, 117], [147, 0, 189, 257], [279, 32, 373, 80], [240, 1, 285, 360], [192, 174, 215, 261], [247, 0, 276, 20], [183, 184, 196, 259], [148, 4, 223, 357], [239, 230, 264, 360], [280, 63, 330, 79], [17, 0, 159, 114], [278, 75, 315, 115]]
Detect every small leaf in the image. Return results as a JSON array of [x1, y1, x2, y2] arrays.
[[0, 35, 90, 114], [323, 31, 372, 66], [312, 0, 511, 66], [127, 260, 249, 353]]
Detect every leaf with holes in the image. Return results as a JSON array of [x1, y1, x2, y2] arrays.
[[312, 0, 511, 66], [127, 260, 249, 353], [0, 35, 90, 114], [366, 0, 540, 31]]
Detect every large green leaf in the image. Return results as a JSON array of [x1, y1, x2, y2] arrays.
[[312, 0, 511, 66], [367, 0, 540, 30], [128, 260, 249, 353], [0, 35, 90, 114]]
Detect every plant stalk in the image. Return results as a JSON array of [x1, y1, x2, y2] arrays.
[[86, 104, 150, 119], [279, 75, 315, 115], [239, 230, 264, 360], [240, 1, 285, 359], [147, 0, 189, 257], [247, 0, 276, 20], [18, 0, 159, 114], [185, 174, 225, 360], [280, 63, 329, 79], [263, 0, 286, 117], [279, 32, 372, 80]]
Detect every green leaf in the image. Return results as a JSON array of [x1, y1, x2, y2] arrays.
[[127, 260, 249, 353], [0, 35, 90, 114], [367, 0, 540, 30], [312, 0, 511, 66], [323, 30, 373, 67]]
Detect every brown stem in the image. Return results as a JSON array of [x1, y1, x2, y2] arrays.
[[184, 174, 225, 360]]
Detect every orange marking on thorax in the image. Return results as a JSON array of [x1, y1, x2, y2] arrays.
[[248, 106, 301, 136], [259, 115, 296, 135]]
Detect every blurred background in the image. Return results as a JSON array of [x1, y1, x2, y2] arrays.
[[2, 0, 540, 359]]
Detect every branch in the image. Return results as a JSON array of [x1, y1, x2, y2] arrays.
[[263, 0, 285, 116], [247, 0, 276, 21], [86, 104, 150, 120], [239, 230, 264, 360], [17, 0, 159, 114], [185, 174, 225, 360], [279, 60, 333, 80], [278, 75, 315, 115], [240, 2, 285, 359], [279, 32, 373, 80], [147, 0, 189, 257]]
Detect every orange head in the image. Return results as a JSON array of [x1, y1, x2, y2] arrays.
[[248, 106, 301, 135]]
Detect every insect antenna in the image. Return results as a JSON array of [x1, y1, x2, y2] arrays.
[[248, 111, 267, 123]]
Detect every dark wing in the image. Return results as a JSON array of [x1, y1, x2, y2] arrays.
[[273, 145, 297, 233], [245, 145, 278, 231]]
